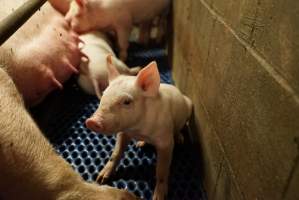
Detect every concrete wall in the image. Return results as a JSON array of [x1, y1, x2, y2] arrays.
[[171, 0, 299, 199]]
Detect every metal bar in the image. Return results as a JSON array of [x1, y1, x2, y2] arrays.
[[0, 0, 47, 46]]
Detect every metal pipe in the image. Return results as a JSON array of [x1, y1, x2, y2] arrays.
[[0, 0, 47, 46]]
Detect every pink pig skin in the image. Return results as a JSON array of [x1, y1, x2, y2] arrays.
[[78, 31, 140, 99], [0, 2, 86, 107], [48, 0, 72, 14], [65, 0, 170, 60], [10, 16, 84, 106], [86, 55, 192, 200]]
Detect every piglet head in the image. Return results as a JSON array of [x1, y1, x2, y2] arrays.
[[86, 55, 160, 135], [65, 0, 91, 33], [65, 0, 107, 33]]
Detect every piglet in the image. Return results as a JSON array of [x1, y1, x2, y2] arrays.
[[65, 0, 170, 60], [86, 55, 192, 200], [78, 31, 140, 99]]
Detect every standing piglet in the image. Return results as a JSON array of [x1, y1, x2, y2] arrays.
[[65, 0, 170, 60], [86, 55, 192, 200], [78, 31, 140, 99]]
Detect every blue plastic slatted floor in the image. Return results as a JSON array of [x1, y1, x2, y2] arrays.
[[31, 43, 207, 200]]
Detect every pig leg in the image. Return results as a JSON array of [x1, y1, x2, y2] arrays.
[[115, 24, 132, 61], [153, 136, 174, 200], [139, 21, 151, 45], [174, 132, 184, 144], [96, 132, 130, 184], [91, 78, 102, 100]]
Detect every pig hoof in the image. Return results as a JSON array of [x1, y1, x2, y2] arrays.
[[136, 141, 146, 148], [96, 172, 110, 184], [96, 174, 109, 184], [153, 189, 166, 200], [153, 183, 168, 200], [96, 164, 114, 184], [175, 133, 184, 144]]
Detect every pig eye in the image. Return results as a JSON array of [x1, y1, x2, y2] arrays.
[[122, 98, 132, 106]]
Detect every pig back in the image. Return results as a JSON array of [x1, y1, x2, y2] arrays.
[[160, 84, 192, 132], [80, 31, 114, 53], [80, 32, 115, 79]]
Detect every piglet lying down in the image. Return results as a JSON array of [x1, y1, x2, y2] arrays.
[[86, 55, 192, 200]]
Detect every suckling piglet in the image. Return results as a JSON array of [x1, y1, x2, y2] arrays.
[[65, 0, 170, 60], [78, 31, 140, 99], [85, 55, 192, 200]]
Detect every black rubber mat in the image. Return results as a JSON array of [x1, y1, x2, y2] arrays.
[[31, 43, 207, 200]]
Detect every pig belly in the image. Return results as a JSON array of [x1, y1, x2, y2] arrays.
[[124, 0, 170, 23], [0, 1, 82, 106]]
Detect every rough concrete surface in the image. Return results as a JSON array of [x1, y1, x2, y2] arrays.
[[172, 0, 299, 199]]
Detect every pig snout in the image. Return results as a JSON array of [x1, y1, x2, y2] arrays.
[[86, 116, 105, 133], [70, 21, 81, 32], [86, 114, 117, 136], [66, 16, 90, 34]]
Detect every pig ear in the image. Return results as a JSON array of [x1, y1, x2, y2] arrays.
[[74, 0, 87, 16], [136, 61, 160, 97], [75, 0, 87, 9], [65, 0, 86, 20], [106, 54, 120, 82]]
